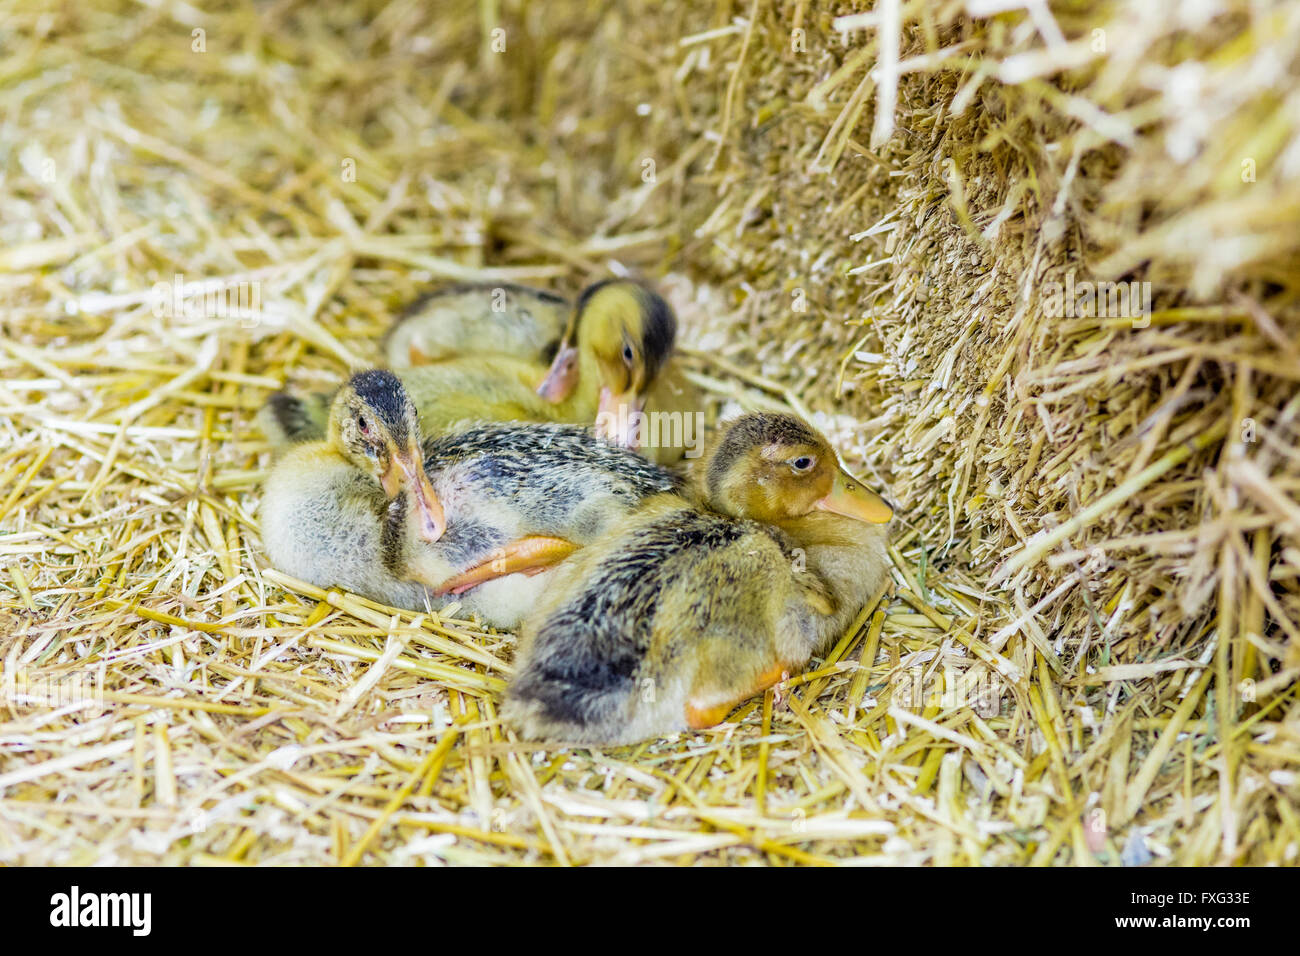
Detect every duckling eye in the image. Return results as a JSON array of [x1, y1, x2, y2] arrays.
[[357, 415, 371, 436], [622, 343, 635, 366], [790, 456, 815, 472]]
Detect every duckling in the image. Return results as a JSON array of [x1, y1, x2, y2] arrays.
[[383, 283, 570, 368], [398, 278, 683, 448], [262, 280, 687, 460], [260, 374, 687, 627], [566, 279, 700, 466], [259, 370, 447, 610], [504, 412, 893, 745]]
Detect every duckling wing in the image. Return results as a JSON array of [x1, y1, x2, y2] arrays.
[[506, 512, 691, 743], [422, 422, 684, 546], [390, 423, 683, 621], [639, 360, 704, 465], [659, 524, 818, 724]]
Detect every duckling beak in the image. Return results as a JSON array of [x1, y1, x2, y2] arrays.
[[408, 463, 447, 543], [815, 469, 893, 524], [594, 386, 645, 450], [382, 452, 447, 543], [537, 343, 579, 402]]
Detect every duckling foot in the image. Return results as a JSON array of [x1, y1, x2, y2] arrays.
[[435, 536, 579, 596], [685, 663, 795, 729]]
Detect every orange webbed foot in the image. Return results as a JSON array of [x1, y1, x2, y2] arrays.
[[435, 535, 579, 596], [684, 662, 796, 729]]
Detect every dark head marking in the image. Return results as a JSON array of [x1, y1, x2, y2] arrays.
[[574, 277, 617, 320], [347, 369, 413, 446], [705, 413, 823, 502], [633, 285, 677, 382], [575, 279, 678, 378]]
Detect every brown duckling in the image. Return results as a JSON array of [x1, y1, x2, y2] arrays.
[[259, 370, 446, 609], [504, 412, 893, 745], [383, 282, 570, 368]]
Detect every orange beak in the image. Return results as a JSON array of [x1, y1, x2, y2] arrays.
[[594, 387, 645, 450], [814, 469, 893, 524], [381, 449, 446, 543], [537, 342, 579, 403]]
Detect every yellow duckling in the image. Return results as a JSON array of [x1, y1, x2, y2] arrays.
[[264, 280, 689, 461], [259, 376, 686, 628], [534, 279, 678, 445], [259, 370, 446, 609], [504, 412, 894, 745], [400, 278, 682, 451], [383, 282, 570, 368]]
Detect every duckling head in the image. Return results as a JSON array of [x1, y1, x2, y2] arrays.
[[536, 279, 677, 448], [701, 413, 893, 527], [328, 369, 446, 543]]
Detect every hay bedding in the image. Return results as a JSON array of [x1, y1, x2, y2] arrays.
[[0, 0, 1297, 866]]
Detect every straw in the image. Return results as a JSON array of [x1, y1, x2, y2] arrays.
[[1, 0, 1297, 866]]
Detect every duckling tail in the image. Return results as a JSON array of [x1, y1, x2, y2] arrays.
[[503, 668, 631, 744], [256, 390, 331, 450]]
